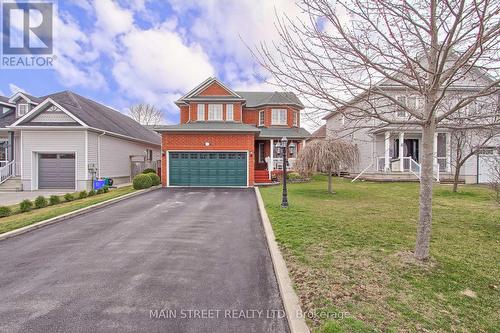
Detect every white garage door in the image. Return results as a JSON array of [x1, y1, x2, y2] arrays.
[[38, 153, 76, 189], [478, 154, 499, 184]]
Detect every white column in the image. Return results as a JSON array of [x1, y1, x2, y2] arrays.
[[399, 132, 405, 172], [445, 132, 451, 173], [302, 139, 306, 148], [433, 132, 438, 168], [384, 132, 391, 171], [269, 139, 274, 179]]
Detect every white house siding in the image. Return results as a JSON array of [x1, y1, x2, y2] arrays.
[[21, 130, 87, 191], [15, 132, 21, 176], [99, 134, 159, 185]]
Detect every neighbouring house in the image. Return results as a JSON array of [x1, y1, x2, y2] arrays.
[[153, 78, 310, 187], [324, 71, 499, 184], [307, 125, 326, 143], [0, 91, 161, 191]]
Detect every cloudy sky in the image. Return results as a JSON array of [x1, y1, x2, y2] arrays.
[[1, 0, 315, 127]]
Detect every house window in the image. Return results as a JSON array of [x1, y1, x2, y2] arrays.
[[197, 104, 205, 121], [258, 142, 265, 163], [341, 115, 346, 125], [17, 103, 28, 117], [259, 110, 265, 126], [293, 112, 299, 127], [407, 96, 417, 110], [208, 104, 223, 121], [226, 104, 234, 121], [271, 109, 287, 125], [396, 96, 407, 118], [146, 149, 153, 161]]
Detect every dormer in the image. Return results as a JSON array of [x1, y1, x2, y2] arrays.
[[8, 92, 40, 118]]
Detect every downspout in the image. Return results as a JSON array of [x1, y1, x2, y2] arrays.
[[97, 131, 106, 179]]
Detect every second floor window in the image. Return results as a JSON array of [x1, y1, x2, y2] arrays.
[[226, 104, 234, 121], [208, 104, 223, 121], [272, 109, 287, 125], [17, 103, 28, 117], [396, 96, 407, 118], [259, 110, 265, 126], [197, 104, 205, 121], [293, 112, 299, 126]]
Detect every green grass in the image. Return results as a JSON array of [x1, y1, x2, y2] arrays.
[[0, 186, 136, 235], [260, 175, 500, 332]]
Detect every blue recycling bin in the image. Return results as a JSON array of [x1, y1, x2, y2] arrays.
[[93, 180, 106, 190]]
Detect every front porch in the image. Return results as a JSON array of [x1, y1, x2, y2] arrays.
[[355, 130, 453, 182], [0, 131, 21, 190], [254, 138, 306, 183]]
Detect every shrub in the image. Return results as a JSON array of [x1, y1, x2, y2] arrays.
[[143, 168, 156, 174], [147, 172, 161, 186], [64, 193, 74, 202], [96, 188, 104, 195], [20, 200, 33, 213], [287, 172, 302, 181], [0, 206, 12, 218], [34, 196, 48, 209], [49, 195, 61, 205], [79, 191, 88, 199], [88, 189, 96, 197], [103, 186, 110, 193], [133, 173, 153, 190]]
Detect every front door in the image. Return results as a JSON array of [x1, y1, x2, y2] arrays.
[[405, 139, 419, 162]]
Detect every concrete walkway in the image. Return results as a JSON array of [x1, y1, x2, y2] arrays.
[[0, 188, 288, 333]]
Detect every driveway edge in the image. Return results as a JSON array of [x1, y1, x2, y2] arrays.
[[254, 187, 310, 333], [0, 186, 161, 241]]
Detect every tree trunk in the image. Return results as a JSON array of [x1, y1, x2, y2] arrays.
[[415, 122, 436, 261], [452, 162, 463, 192], [328, 172, 333, 193]]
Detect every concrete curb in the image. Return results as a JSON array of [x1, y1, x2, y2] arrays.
[[0, 186, 162, 242], [254, 187, 310, 333]]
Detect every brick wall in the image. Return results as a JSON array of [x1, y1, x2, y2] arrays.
[[198, 82, 232, 96], [161, 133, 256, 186]]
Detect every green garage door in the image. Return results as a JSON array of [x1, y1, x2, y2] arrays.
[[169, 152, 247, 187]]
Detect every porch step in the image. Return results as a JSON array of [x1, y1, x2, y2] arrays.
[[254, 170, 271, 184], [346, 172, 420, 182], [0, 177, 22, 192]]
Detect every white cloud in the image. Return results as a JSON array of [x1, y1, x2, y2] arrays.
[[9, 84, 26, 95], [94, 0, 134, 37], [112, 27, 215, 112]]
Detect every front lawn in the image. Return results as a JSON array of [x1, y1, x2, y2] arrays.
[[260, 176, 499, 332], [0, 186, 136, 235]]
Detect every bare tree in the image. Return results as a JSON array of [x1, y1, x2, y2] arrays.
[[488, 155, 500, 204], [295, 139, 359, 193], [255, 0, 500, 260], [128, 104, 164, 126]]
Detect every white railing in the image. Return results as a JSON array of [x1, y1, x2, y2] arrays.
[[352, 161, 374, 182], [0, 160, 15, 185], [272, 158, 297, 170], [375, 156, 440, 182], [409, 158, 421, 179]]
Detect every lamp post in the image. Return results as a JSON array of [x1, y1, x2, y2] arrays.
[[280, 137, 289, 208]]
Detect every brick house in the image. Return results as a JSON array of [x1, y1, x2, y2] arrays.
[[154, 78, 310, 187]]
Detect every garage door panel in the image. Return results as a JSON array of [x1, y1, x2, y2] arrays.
[[169, 152, 247, 187], [39, 153, 76, 189]]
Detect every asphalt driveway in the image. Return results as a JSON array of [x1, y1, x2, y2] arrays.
[[0, 188, 288, 333]]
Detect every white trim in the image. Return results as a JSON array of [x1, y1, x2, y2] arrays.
[[166, 150, 250, 188], [16, 103, 29, 118], [197, 103, 205, 121], [8, 92, 39, 105], [11, 99, 88, 127], [258, 142, 265, 163], [0, 101, 15, 107], [20, 131, 23, 180], [226, 104, 234, 121], [85, 131, 89, 181], [207, 104, 223, 121], [178, 77, 243, 101]]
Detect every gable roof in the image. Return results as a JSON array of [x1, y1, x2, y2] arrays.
[[12, 91, 161, 145], [177, 77, 243, 103], [8, 92, 43, 104]]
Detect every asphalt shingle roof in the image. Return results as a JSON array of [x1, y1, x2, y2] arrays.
[[16, 91, 160, 145], [258, 127, 310, 139], [0, 95, 10, 104], [236, 91, 304, 108], [310, 125, 326, 138], [0, 110, 16, 128]]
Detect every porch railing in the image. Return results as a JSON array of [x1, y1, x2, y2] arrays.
[[272, 158, 297, 171], [375, 156, 440, 182], [0, 160, 15, 185]]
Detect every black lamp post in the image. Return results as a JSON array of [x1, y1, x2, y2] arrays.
[[280, 136, 289, 208]]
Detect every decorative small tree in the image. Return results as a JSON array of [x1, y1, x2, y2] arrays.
[[296, 139, 359, 193]]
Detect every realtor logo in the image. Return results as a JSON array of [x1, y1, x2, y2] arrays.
[[1, 0, 55, 68]]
